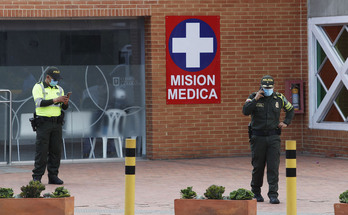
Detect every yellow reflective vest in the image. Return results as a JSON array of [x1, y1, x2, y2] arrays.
[[32, 82, 64, 117]]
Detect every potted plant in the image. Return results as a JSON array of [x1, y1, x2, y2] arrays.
[[334, 190, 348, 215], [174, 185, 257, 215], [0, 180, 74, 215]]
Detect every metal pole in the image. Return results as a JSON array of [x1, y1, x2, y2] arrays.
[[125, 138, 136, 215], [286, 140, 297, 215], [0, 90, 12, 164], [8, 90, 12, 165]]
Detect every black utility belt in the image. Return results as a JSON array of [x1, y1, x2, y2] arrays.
[[37, 116, 60, 122], [252, 129, 281, 136]]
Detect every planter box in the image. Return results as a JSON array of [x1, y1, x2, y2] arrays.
[[174, 199, 257, 215], [0, 196, 74, 215], [334, 203, 348, 215]]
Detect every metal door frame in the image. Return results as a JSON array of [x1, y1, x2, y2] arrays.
[[0, 89, 12, 164]]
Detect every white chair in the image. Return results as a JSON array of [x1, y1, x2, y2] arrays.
[[63, 111, 94, 159], [16, 113, 36, 161], [89, 109, 126, 158]]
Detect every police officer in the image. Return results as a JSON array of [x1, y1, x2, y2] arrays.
[[242, 75, 294, 204], [32, 67, 69, 184]]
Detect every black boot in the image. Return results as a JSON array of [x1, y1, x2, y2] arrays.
[[254, 193, 264, 202], [48, 175, 64, 185], [269, 197, 280, 204]]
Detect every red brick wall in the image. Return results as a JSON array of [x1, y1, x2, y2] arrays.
[[0, 1, 153, 17], [146, 0, 309, 159], [1, 0, 346, 159], [304, 129, 348, 158]]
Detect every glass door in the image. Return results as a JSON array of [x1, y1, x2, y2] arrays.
[[0, 18, 146, 162]]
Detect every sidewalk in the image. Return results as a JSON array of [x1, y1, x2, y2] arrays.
[[0, 155, 347, 215]]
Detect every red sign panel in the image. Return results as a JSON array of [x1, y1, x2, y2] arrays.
[[166, 16, 220, 104]]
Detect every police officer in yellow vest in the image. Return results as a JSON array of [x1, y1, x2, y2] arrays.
[[32, 67, 69, 184], [243, 75, 294, 204]]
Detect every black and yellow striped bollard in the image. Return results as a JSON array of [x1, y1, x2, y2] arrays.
[[125, 138, 136, 215], [286, 140, 297, 215]]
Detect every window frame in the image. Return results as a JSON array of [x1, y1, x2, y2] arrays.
[[308, 16, 348, 131]]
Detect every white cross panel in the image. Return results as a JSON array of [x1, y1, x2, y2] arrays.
[[308, 16, 348, 130], [172, 23, 214, 68]]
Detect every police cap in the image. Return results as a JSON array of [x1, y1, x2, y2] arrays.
[[261, 75, 274, 88], [46, 67, 62, 81]]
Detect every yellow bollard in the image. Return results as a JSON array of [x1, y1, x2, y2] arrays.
[[286, 140, 297, 215], [125, 139, 136, 215]]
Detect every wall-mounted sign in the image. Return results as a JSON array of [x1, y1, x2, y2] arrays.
[[166, 16, 220, 104]]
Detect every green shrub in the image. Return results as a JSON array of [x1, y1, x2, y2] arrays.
[[180, 186, 197, 199], [204, 185, 225, 199], [0, 188, 14, 198], [0, 181, 71, 199], [20, 180, 45, 198], [51, 187, 70, 198], [229, 188, 254, 200], [43, 193, 53, 198], [339, 190, 348, 203]]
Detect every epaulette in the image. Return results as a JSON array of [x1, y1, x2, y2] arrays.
[[275, 92, 284, 98]]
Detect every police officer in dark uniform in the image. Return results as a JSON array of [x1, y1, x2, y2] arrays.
[[242, 75, 294, 204], [32, 67, 69, 184]]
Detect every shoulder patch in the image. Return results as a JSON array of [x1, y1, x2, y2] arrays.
[[276, 92, 284, 99]]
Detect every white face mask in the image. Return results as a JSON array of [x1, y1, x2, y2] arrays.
[[263, 88, 273, 96]]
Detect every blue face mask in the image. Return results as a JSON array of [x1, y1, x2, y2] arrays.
[[263, 88, 273, 96], [49, 79, 58, 87]]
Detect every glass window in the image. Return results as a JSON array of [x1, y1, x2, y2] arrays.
[[0, 19, 146, 162], [309, 17, 348, 130], [334, 29, 348, 61], [335, 85, 348, 119], [323, 25, 342, 43]]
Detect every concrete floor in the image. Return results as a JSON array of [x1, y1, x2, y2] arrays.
[[0, 155, 346, 215]]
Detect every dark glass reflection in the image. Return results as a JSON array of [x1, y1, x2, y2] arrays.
[[335, 85, 348, 119], [335, 30, 348, 62]]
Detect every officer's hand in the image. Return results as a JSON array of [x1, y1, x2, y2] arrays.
[[62, 95, 69, 105], [255, 89, 264, 101], [278, 122, 287, 129], [54, 96, 69, 104], [53, 96, 63, 103]]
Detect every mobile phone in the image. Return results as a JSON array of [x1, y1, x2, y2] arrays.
[[67, 92, 72, 98], [259, 87, 265, 96]]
